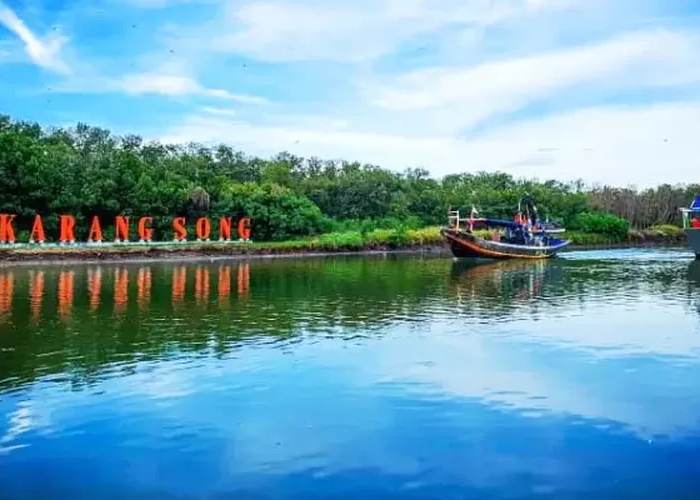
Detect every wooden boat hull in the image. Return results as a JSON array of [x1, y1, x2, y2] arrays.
[[684, 228, 700, 259], [440, 228, 570, 260]]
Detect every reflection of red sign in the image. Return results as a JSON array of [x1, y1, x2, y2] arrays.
[[0, 214, 252, 244], [0, 263, 249, 321]]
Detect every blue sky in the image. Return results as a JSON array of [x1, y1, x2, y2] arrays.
[[1, 0, 700, 187]]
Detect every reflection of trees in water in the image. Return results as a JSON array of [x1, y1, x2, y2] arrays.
[[0, 255, 694, 391], [0, 257, 452, 390]]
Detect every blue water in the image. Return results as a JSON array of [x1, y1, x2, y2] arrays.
[[1, 248, 700, 499]]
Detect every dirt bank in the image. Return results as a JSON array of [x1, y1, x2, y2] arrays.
[[0, 243, 450, 267]]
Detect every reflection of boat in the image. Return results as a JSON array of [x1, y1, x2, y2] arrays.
[[679, 196, 700, 259], [686, 260, 700, 284], [448, 259, 558, 303], [685, 261, 700, 315], [440, 194, 571, 260]]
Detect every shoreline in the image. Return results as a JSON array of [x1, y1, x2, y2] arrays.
[[0, 243, 450, 267], [0, 238, 688, 267]]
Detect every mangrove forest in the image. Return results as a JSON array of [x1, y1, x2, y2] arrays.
[[0, 113, 694, 247]]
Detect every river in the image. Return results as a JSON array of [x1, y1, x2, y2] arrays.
[[1, 249, 700, 499]]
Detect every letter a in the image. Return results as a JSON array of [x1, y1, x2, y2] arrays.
[[29, 215, 46, 243], [88, 216, 103, 242]]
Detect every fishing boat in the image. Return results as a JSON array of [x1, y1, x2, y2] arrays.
[[440, 194, 571, 260], [679, 195, 700, 259]]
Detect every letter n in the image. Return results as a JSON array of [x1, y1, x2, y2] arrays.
[[219, 217, 232, 241], [115, 216, 130, 242]]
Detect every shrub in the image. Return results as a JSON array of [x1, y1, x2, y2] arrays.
[[567, 231, 620, 245], [568, 211, 630, 240]]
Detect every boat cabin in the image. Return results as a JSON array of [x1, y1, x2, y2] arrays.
[[680, 196, 700, 229], [446, 209, 555, 246]]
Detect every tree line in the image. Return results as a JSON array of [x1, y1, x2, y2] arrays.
[[0, 114, 695, 241]]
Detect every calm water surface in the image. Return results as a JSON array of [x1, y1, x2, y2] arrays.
[[1, 249, 700, 499]]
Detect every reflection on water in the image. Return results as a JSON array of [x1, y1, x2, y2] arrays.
[[1, 250, 700, 499], [0, 270, 12, 318], [0, 263, 251, 324]]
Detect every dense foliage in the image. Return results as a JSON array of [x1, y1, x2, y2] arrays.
[[0, 114, 694, 242], [567, 212, 631, 240]]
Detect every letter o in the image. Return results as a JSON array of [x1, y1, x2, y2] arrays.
[[196, 217, 211, 240]]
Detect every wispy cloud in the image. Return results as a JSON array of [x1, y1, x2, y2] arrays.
[[363, 29, 700, 124], [117, 0, 214, 8], [379, 29, 697, 108], [200, 106, 237, 117], [159, 100, 700, 189], [211, 0, 575, 62], [0, 1, 69, 74], [53, 71, 269, 105], [119, 72, 268, 104]]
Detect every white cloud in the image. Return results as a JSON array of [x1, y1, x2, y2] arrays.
[[120, 0, 174, 6], [0, 1, 69, 74], [158, 100, 700, 189], [363, 28, 700, 127], [201, 106, 237, 117], [361, 313, 700, 439], [56, 72, 269, 104], [118, 0, 218, 6], [214, 0, 576, 62], [119, 73, 269, 103]]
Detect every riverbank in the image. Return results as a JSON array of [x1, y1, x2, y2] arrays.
[[0, 225, 687, 266]]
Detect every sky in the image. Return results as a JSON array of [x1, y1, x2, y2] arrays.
[[0, 0, 699, 188]]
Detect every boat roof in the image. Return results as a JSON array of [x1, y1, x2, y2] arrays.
[[680, 195, 700, 212], [470, 218, 524, 229]]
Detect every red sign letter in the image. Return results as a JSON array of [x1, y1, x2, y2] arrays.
[[115, 216, 130, 242], [138, 217, 153, 241], [88, 216, 103, 242], [29, 215, 46, 243], [196, 217, 211, 240], [172, 217, 187, 241], [238, 217, 251, 240], [219, 217, 232, 241], [0, 214, 16, 243], [59, 215, 76, 243]]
